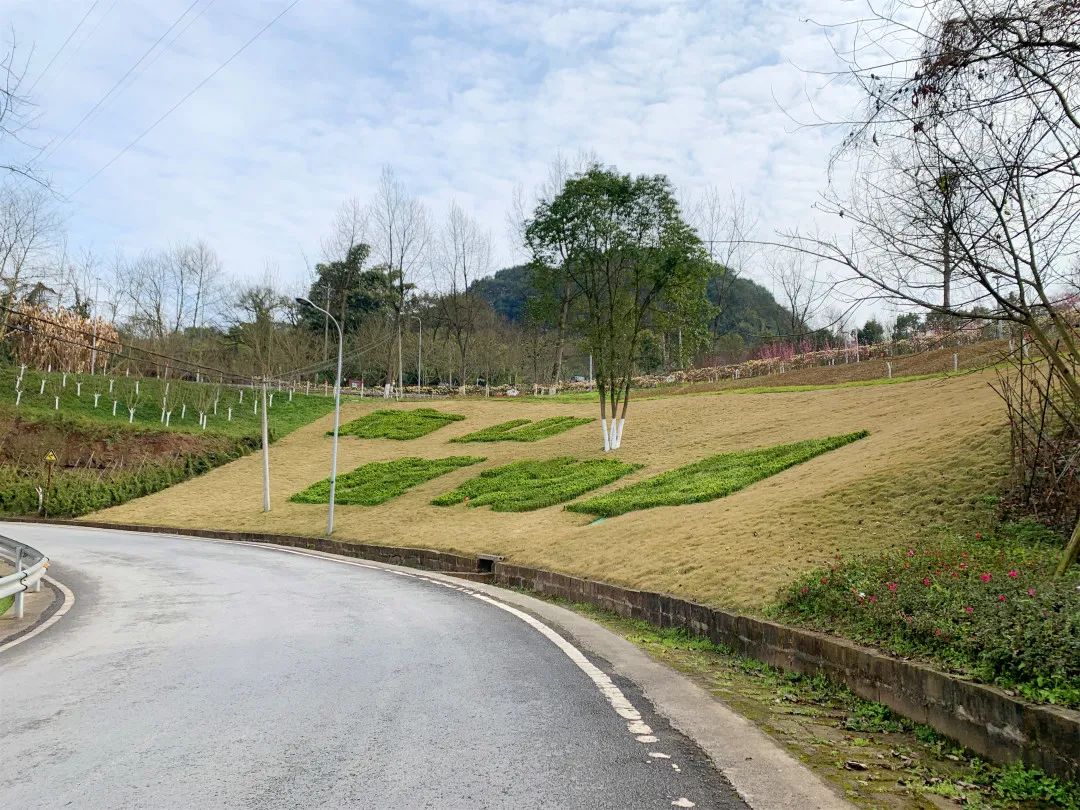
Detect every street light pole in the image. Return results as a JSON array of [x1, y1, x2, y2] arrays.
[[409, 314, 422, 394], [297, 296, 343, 536]]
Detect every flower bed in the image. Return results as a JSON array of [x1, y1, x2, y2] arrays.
[[773, 525, 1080, 708]]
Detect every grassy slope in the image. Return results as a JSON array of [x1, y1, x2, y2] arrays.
[[0, 367, 334, 440], [90, 369, 1008, 610], [0, 368, 335, 517]]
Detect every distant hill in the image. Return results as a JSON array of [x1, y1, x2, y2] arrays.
[[471, 264, 800, 344]]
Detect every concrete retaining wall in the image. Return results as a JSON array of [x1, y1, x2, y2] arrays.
[[18, 519, 1077, 781]]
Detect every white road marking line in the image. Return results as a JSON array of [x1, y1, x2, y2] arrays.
[[649, 752, 671, 759], [0, 574, 76, 653], [672, 799, 696, 808], [219, 542, 666, 747]]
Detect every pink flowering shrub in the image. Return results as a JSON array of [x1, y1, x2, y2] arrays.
[[773, 530, 1080, 707]]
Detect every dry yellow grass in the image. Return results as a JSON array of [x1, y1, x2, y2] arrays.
[[89, 373, 1008, 610]]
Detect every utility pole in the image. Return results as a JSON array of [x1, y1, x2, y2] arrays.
[[261, 379, 270, 512], [296, 297, 344, 535]]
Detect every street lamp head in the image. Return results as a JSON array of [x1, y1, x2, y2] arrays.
[[295, 296, 312, 308]]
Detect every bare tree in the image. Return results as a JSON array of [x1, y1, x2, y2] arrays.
[[175, 241, 223, 330], [0, 182, 61, 341], [0, 38, 40, 183], [790, 0, 1080, 571], [322, 196, 369, 263], [432, 201, 492, 391], [767, 248, 828, 345], [369, 166, 428, 395]]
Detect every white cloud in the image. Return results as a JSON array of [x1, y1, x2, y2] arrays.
[[3, 0, 864, 296]]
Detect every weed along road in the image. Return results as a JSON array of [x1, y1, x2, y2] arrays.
[[0, 523, 749, 810]]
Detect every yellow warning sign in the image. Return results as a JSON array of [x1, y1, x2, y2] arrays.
[[44, 451, 57, 463]]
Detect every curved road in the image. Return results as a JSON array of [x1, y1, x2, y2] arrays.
[[0, 523, 747, 809]]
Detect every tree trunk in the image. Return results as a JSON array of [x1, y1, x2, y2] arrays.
[[1056, 517, 1080, 576], [550, 280, 572, 386]]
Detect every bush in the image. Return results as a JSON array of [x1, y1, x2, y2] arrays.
[[773, 532, 1080, 707], [290, 456, 484, 506], [568, 431, 869, 517], [336, 408, 465, 440], [451, 416, 593, 443], [433, 457, 640, 512]]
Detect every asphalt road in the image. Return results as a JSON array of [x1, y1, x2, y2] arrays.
[[0, 523, 748, 809]]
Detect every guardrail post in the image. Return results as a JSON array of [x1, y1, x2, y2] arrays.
[[13, 545, 25, 620]]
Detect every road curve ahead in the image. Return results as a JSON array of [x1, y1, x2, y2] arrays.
[[0, 523, 747, 809]]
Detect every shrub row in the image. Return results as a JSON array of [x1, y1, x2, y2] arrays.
[[335, 408, 465, 440], [568, 431, 869, 517], [451, 416, 593, 443], [433, 456, 640, 512], [290, 456, 484, 506], [0, 438, 257, 518]]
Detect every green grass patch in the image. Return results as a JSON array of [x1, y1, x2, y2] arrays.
[[451, 416, 593, 443], [432, 457, 640, 512], [291, 456, 484, 506], [568, 431, 869, 517], [336, 408, 465, 440], [772, 525, 1080, 708], [0, 593, 12, 616], [0, 366, 333, 440]]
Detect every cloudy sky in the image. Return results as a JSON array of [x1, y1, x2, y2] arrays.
[[4, 0, 861, 292]]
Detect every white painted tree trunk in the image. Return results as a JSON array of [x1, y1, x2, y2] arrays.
[[109, 379, 114, 393], [129, 408, 135, 423], [239, 389, 244, 403], [165, 411, 171, 427], [39, 379, 46, 395], [54, 396, 59, 410], [76, 382, 81, 396], [228, 407, 233, 422], [94, 393, 100, 407], [112, 400, 118, 416], [601, 417, 610, 452], [15, 390, 21, 407]]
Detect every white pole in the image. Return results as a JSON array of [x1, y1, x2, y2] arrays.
[[327, 321, 343, 534], [297, 296, 343, 535], [261, 380, 270, 513]]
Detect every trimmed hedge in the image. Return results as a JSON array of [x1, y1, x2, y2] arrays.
[[433, 456, 640, 512], [451, 416, 593, 443], [336, 408, 465, 440], [290, 456, 484, 506], [568, 431, 869, 517]]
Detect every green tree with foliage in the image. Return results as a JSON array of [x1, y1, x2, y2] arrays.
[[525, 165, 710, 451]]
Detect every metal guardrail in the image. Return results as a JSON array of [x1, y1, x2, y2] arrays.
[[0, 535, 48, 621]]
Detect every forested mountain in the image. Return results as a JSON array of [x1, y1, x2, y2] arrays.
[[471, 264, 799, 347]]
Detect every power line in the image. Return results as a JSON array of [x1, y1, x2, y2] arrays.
[[68, 0, 304, 198], [27, 1, 102, 94], [36, 0, 204, 166]]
